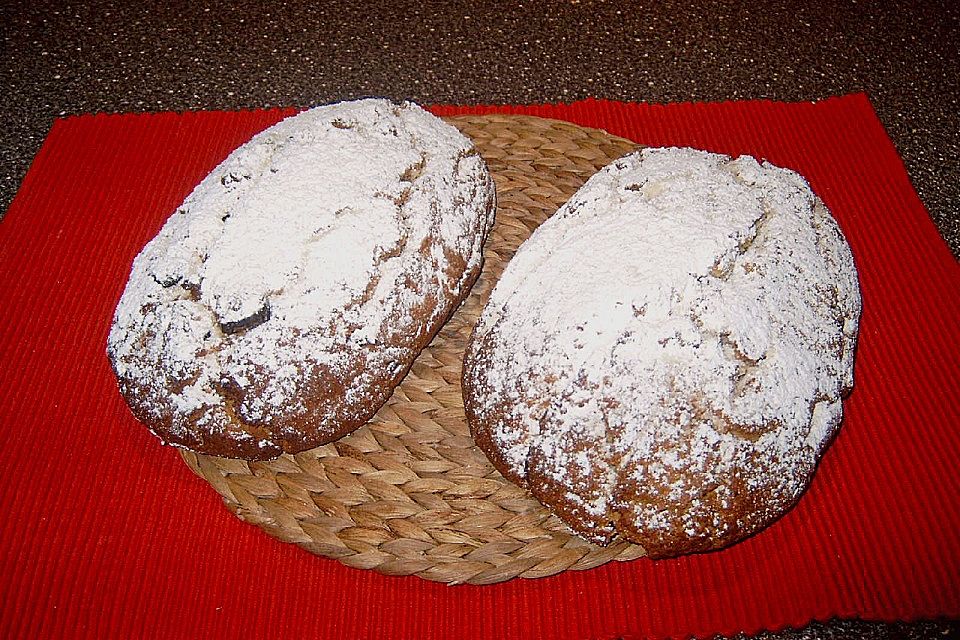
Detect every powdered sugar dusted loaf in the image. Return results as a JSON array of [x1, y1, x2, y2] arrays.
[[109, 99, 496, 460], [463, 147, 860, 558]]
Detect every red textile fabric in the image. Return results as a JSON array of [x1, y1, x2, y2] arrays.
[[1, 94, 957, 639]]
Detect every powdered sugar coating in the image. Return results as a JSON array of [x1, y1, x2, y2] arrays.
[[109, 99, 495, 459], [463, 147, 860, 558]]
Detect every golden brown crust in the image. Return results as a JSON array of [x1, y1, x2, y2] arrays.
[[461, 147, 861, 558], [108, 100, 496, 460]]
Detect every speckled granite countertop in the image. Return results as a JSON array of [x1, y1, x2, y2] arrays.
[[3, 0, 957, 258], [2, 1, 956, 637]]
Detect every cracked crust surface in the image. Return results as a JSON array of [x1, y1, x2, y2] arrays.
[[108, 99, 496, 460], [463, 147, 861, 558]]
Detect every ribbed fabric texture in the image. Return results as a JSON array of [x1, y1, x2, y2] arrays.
[[0, 94, 957, 639]]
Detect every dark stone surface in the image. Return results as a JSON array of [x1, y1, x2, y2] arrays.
[[1, 1, 957, 637], [2, 0, 957, 257], [723, 619, 959, 639]]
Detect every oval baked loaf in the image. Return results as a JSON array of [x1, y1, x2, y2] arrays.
[[108, 99, 496, 460], [463, 147, 861, 558]]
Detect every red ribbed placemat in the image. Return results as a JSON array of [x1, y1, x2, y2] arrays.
[[1, 94, 958, 639]]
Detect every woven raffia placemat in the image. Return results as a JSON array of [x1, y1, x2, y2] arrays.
[[179, 114, 645, 585]]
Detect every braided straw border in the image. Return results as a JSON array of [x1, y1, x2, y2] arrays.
[[180, 114, 646, 585]]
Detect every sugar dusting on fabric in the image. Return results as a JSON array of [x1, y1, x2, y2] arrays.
[[465, 147, 861, 552], [108, 99, 495, 453]]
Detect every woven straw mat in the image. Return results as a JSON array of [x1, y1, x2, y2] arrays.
[[180, 114, 645, 585]]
